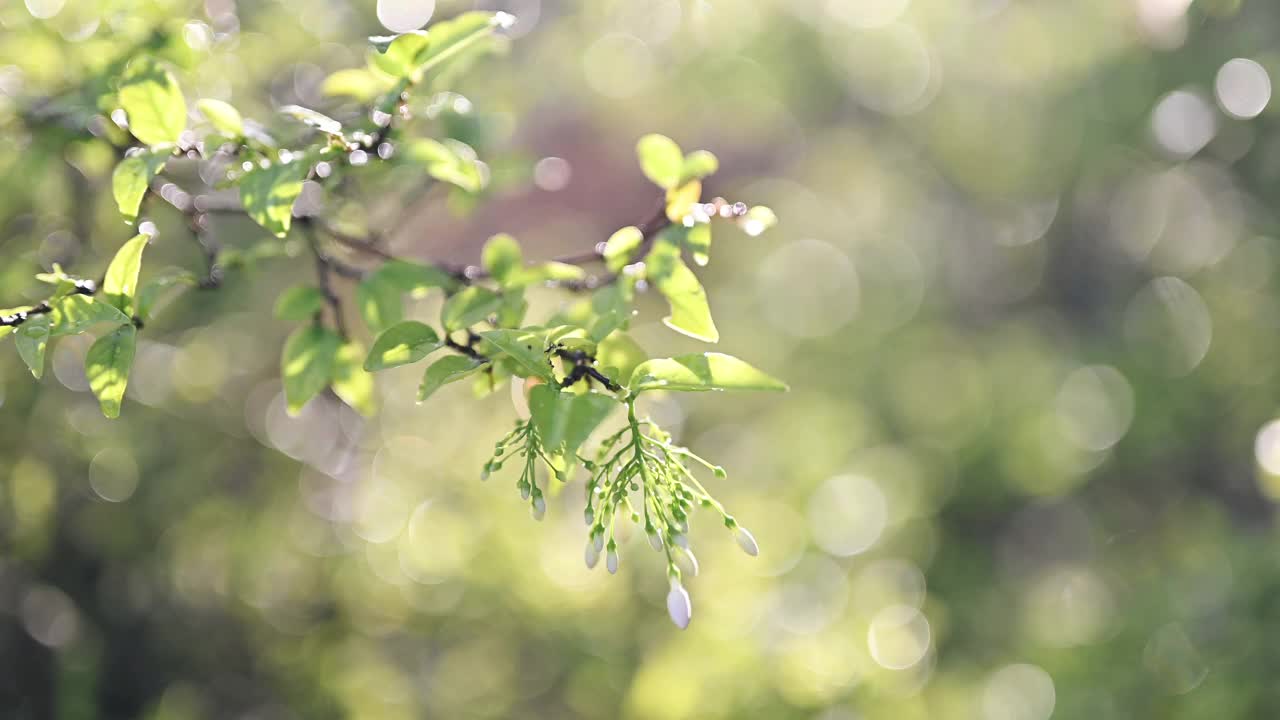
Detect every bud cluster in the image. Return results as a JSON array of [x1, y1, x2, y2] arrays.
[[483, 419, 552, 521]]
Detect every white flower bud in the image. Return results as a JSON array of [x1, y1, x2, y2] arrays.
[[593, 533, 604, 554], [666, 581, 692, 630], [606, 548, 619, 575], [677, 548, 700, 577], [531, 495, 546, 521], [734, 526, 759, 557], [585, 540, 600, 569], [671, 533, 689, 549], [647, 528, 664, 551], [584, 507, 594, 526], [520, 485, 531, 501]]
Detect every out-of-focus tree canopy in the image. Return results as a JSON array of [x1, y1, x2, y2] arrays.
[[4, 0, 1280, 718]]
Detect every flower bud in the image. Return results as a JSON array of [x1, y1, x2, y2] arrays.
[[733, 526, 759, 556], [606, 546, 620, 575], [583, 506, 594, 526], [647, 526, 664, 551], [678, 548, 700, 577], [713, 466, 727, 478], [520, 484, 531, 501], [666, 580, 692, 630], [584, 539, 600, 569], [531, 494, 546, 521], [670, 532, 689, 549], [593, 532, 605, 554]]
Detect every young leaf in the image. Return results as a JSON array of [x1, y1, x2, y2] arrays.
[[645, 233, 718, 343], [418, 355, 487, 402], [85, 324, 137, 419], [629, 353, 788, 393], [332, 341, 378, 416], [111, 150, 170, 224], [441, 286, 501, 331], [322, 68, 393, 101], [637, 134, 684, 190], [603, 226, 643, 273], [682, 150, 719, 183], [401, 139, 485, 192], [528, 384, 617, 458], [365, 321, 441, 371], [665, 180, 702, 222], [596, 331, 648, 386], [523, 262, 587, 285], [274, 286, 325, 321], [410, 11, 512, 80], [195, 98, 244, 136], [279, 105, 344, 137], [15, 317, 51, 379], [137, 271, 199, 321], [478, 328, 555, 382], [740, 205, 778, 237], [48, 295, 131, 337], [686, 223, 712, 267], [374, 259, 461, 295], [118, 56, 187, 146], [356, 273, 403, 334], [281, 325, 342, 415], [103, 234, 150, 317], [482, 233, 523, 287], [240, 160, 308, 238]]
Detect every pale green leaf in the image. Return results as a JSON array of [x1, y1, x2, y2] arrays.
[[374, 259, 461, 295], [322, 68, 393, 101], [478, 328, 554, 382], [524, 262, 587, 285], [637, 134, 684, 190], [401, 138, 484, 192], [529, 384, 617, 458], [48, 295, 130, 337], [137, 270, 199, 321], [274, 286, 325, 321], [629, 353, 788, 393], [645, 234, 718, 343], [482, 233, 523, 287], [240, 160, 307, 238], [682, 150, 719, 182], [665, 179, 702, 222], [356, 273, 403, 334], [686, 223, 712, 267], [365, 321, 441, 371], [596, 331, 648, 387], [281, 325, 342, 415], [196, 98, 243, 136], [103, 234, 150, 317], [15, 317, 51, 379], [740, 205, 778, 237], [332, 341, 378, 416], [418, 354, 487, 402], [604, 226, 643, 273], [85, 324, 137, 418], [279, 104, 344, 137], [111, 150, 169, 224], [118, 56, 186, 146], [441, 286, 501, 331]]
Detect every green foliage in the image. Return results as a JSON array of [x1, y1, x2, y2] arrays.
[[0, 6, 782, 634]]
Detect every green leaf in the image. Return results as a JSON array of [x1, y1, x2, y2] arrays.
[[240, 160, 308, 238], [588, 282, 635, 342], [418, 355, 487, 402], [604, 226, 644, 273], [495, 288, 528, 328], [48, 295, 130, 337], [645, 233, 718, 343], [528, 384, 617, 458], [356, 273, 403, 334], [137, 270, 199, 321], [15, 317, 51, 379], [111, 150, 169, 224], [401, 138, 485, 192], [274, 286, 325, 321], [596, 331, 648, 386], [682, 150, 719, 182], [279, 105, 344, 137], [524, 262, 587, 285], [332, 341, 378, 416], [85, 324, 137, 419], [281, 325, 342, 415], [103, 234, 150, 317], [686, 223, 712, 267], [322, 68, 393, 101], [365, 321, 441, 371], [410, 12, 511, 80], [117, 55, 187, 146], [637, 134, 684, 190], [374, 259, 460, 295], [629, 353, 788, 393], [195, 98, 243, 136], [482, 233, 523, 287], [441, 286, 501, 331], [478, 328, 554, 382]]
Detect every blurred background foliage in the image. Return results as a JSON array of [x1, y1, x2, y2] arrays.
[[4, 0, 1280, 718]]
